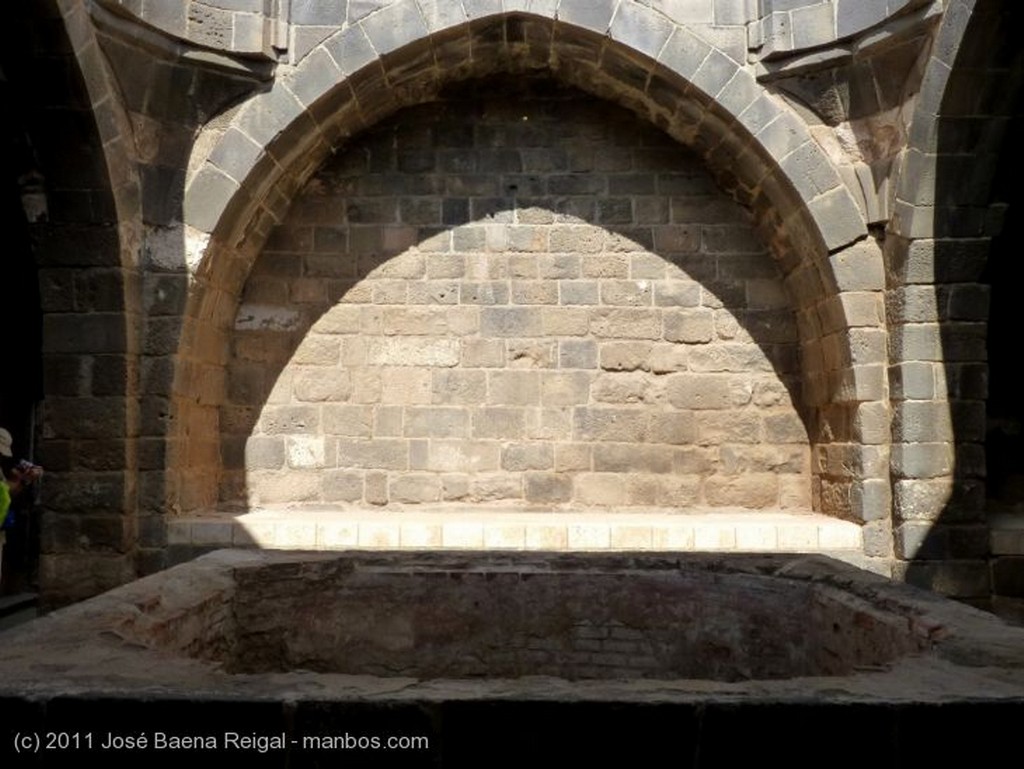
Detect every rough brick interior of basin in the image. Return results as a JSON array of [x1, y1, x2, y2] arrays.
[[162, 554, 930, 681]]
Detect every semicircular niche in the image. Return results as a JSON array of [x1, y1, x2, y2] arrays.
[[221, 78, 811, 513]]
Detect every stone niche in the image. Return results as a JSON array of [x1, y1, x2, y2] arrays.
[[222, 79, 811, 512]]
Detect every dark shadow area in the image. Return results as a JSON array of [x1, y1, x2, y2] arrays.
[[981, 128, 1024, 510], [0, 55, 44, 596], [219, 76, 811, 512], [910, 0, 1024, 606]]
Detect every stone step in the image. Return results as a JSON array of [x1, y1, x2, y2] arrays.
[[168, 507, 861, 555]]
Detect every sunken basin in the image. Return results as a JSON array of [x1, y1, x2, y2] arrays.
[[138, 552, 929, 681], [4, 550, 1024, 766]]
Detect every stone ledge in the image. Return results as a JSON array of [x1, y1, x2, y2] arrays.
[[167, 507, 862, 556]]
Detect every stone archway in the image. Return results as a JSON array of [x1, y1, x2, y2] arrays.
[[172, 9, 885, 549]]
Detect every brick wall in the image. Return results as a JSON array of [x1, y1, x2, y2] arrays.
[[223, 82, 810, 511]]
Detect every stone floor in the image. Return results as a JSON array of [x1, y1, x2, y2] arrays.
[[3, 549, 1024, 767]]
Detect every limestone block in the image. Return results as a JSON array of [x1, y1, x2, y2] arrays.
[[365, 471, 388, 504], [551, 227, 604, 254], [462, 281, 512, 304], [407, 281, 460, 304], [507, 340, 557, 369], [525, 522, 568, 549], [658, 26, 712, 80], [591, 372, 660, 405], [322, 471, 364, 502], [653, 225, 701, 253], [573, 407, 648, 442], [356, 0, 428, 56], [427, 440, 500, 472], [488, 371, 541, 406], [663, 309, 714, 342], [380, 367, 432, 404], [559, 339, 598, 369], [337, 439, 409, 470], [438, 474, 469, 501], [778, 475, 813, 509], [286, 436, 327, 469], [696, 411, 762, 444], [525, 472, 573, 503], [184, 165, 237, 234], [893, 477, 953, 521], [646, 412, 697, 445], [404, 407, 469, 438], [390, 474, 442, 504], [481, 307, 545, 337], [574, 473, 630, 506], [600, 341, 654, 371], [462, 338, 505, 367], [891, 443, 954, 480], [366, 337, 459, 366], [448, 307, 481, 336], [541, 372, 591, 406], [808, 187, 867, 252], [259, 405, 320, 434], [667, 373, 753, 410], [601, 280, 653, 306], [249, 470, 320, 503], [511, 280, 559, 304], [895, 401, 954, 444], [540, 307, 589, 335], [432, 370, 487, 405], [693, 521, 737, 550], [705, 474, 779, 508], [608, 0, 675, 58], [590, 308, 662, 339], [593, 444, 673, 473], [357, 520, 400, 547], [427, 254, 466, 279], [890, 361, 937, 400], [581, 254, 629, 278], [469, 473, 522, 501], [293, 335, 341, 365], [763, 412, 809, 443], [322, 405, 373, 437], [538, 254, 581, 279], [895, 522, 947, 560], [688, 343, 770, 372], [525, 408, 572, 440], [382, 307, 449, 335], [472, 408, 525, 439], [555, 443, 593, 472], [293, 369, 352, 402]]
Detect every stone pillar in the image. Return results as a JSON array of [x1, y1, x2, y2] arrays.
[[885, 233, 991, 599]]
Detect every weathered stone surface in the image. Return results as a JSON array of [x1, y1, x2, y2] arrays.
[[213, 89, 808, 511]]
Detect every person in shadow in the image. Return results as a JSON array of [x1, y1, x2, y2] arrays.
[[0, 427, 42, 594]]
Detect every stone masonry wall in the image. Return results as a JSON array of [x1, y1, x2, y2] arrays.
[[223, 81, 810, 511]]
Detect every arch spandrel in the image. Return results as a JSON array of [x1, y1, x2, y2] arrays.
[[187, 5, 867, 265]]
